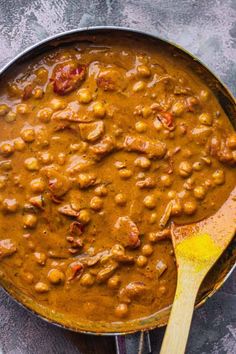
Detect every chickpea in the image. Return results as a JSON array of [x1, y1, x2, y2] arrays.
[[134, 156, 151, 170], [80, 273, 95, 287], [108, 275, 121, 289], [20, 127, 35, 142], [14, 138, 26, 151], [167, 190, 177, 199], [2, 198, 18, 213], [0, 176, 6, 189], [212, 169, 225, 185], [93, 101, 106, 118], [16, 103, 30, 114], [171, 199, 183, 215], [227, 133, 236, 150], [30, 178, 45, 193], [47, 269, 65, 285], [0, 142, 14, 156], [178, 161, 192, 178], [136, 255, 148, 267], [142, 106, 152, 118], [137, 64, 151, 77], [23, 214, 37, 228], [78, 88, 92, 104], [143, 194, 156, 209], [193, 161, 204, 171], [160, 174, 173, 187], [142, 244, 154, 256], [38, 151, 53, 164], [94, 184, 108, 197], [115, 303, 128, 318], [183, 200, 197, 215], [153, 118, 163, 131], [35, 282, 49, 293], [119, 169, 133, 179], [149, 212, 157, 224], [24, 157, 39, 171], [0, 104, 9, 116], [22, 272, 34, 284], [35, 67, 48, 84], [193, 185, 206, 200], [50, 98, 66, 111], [199, 89, 209, 102], [90, 196, 103, 211], [5, 111, 17, 123], [0, 160, 12, 171], [78, 209, 91, 225], [199, 113, 213, 126], [34, 252, 47, 266], [133, 81, 145, 92], [171, 101, 185, 116], [115, 193, 127, 206], [135, 121, 147, 133], [57, 152, 66, 165], [111, 244, 125, 257], [34, 88, 44, 99], [37, 107, 53, 123]]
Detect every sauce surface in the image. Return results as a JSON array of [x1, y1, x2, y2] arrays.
[[0, 37, 235, 323]]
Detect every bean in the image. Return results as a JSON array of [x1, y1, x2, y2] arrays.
[[0, 104, 9, 116], [34, 252, 47, 266], [34, 88, 44, 99], [199, 113, 212, 126], [30, 178, 46, 193], [142, 106, 152, 118], [50, 98, 66, 111], [35, 67, 48, 84], [136, 255, 148, 267], [35, 282, 49, 293], [135, 121, 147, 133], [115, 303, 128, 318], [193, 161, 204, 171], [178, 161, 192, 178], [111, 244, 125, 257], [90, 196, 103, 211], [167, 190, 177, 199], [108, 275, 121, 289], [212, 169, 225, 185], [23, 214, 37, 228], [14, 138, 26, 151], [160, 174, 173, 187], [24, 157, 39, 171], [153, 118, 163, 131], [115, 193, 127, 206], [47, 269, 65, 284], [22, 272, 34, 284], [94, 185, 108, 197], [142, 244, 153, 256], [5, 111, 17, 123], [38, 151, 53, 164], [57, 152, 66, 165], [77, 88, 92, 104], [149, 212, 157, 224], [119, 169, 133, 179], [171, 101, 185, 116], [193, 185, 206, 200], [80, 273, 95, 287], [227, 133, 236, 150], [93, 102, 106, 118], [21, 128, 35, 143], [16, 104, 30, 114], [134, 156, 151, 169], [0, 142, 14, 156], [37, 107, 53, 123], [183, 200, 197, 215], [78, 209, 91, 225], [143, 194, 156, 209], [133, 81, 145, 92], [171, 199, 183, 215], [137, 65, 151, 77], [2, 198, 18, 213], [199, 89, 209, 102]]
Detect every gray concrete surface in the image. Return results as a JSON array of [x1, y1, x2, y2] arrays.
[[0, 0, 235, 353]]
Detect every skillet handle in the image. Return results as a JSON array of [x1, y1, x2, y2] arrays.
[[115, 331, 152, 354]]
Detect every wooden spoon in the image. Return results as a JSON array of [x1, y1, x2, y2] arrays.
[[160, 186, 236, 354]]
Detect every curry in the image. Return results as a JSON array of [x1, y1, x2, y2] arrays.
[[0, 36, 235, 324]]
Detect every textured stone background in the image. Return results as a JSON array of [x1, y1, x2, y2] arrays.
[[0, 0, 235, 353]]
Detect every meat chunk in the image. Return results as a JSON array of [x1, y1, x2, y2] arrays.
[[136, 177, 156, 189], [66, 260, 84, 281], [119, 281, 153, 304], [41, 165, 71, 197], [207, 133, 236, 166], [58, 204, 79, 218], [51, 61, 86, 95], [114, 216, 140, 248], [89, 135, 116, 158], [123, 135, 167, 159], [97, 68, 127, 92], [79, 121, 104, 142], [66, 155, 94, 174], [0, 239, 16, 259]]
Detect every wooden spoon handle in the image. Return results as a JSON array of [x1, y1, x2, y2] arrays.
[[160, 269, 203, 354]]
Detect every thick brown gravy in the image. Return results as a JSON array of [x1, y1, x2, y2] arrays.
[[0, 36, 235, 324]]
